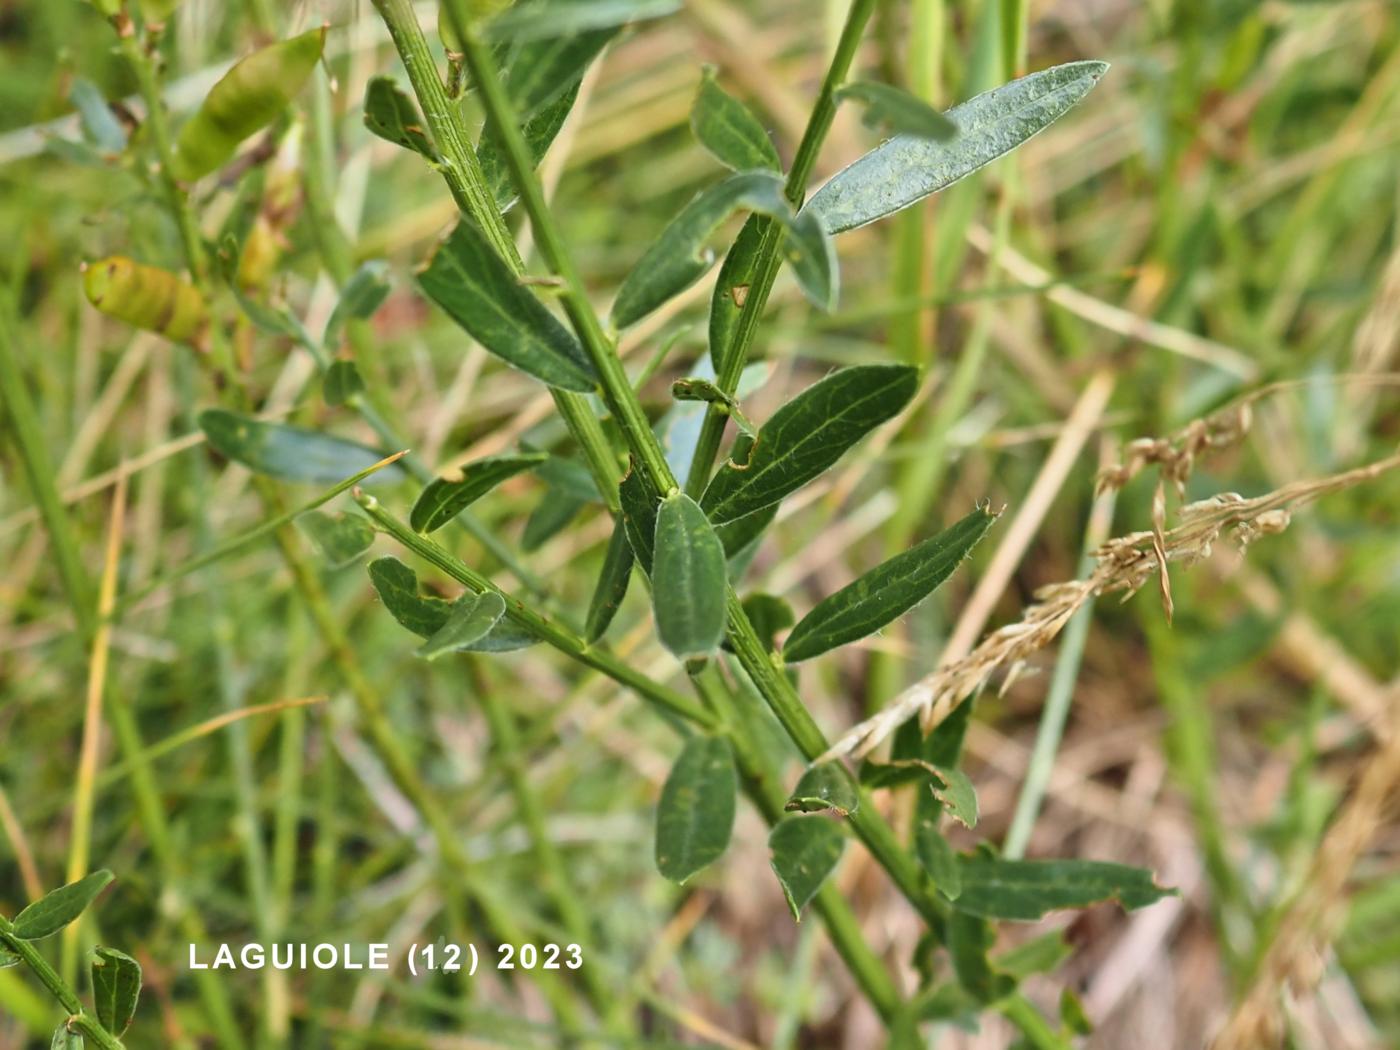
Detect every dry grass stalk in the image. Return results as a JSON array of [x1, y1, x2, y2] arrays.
[[1211, 696, 1400, 1050], [821, 451, 1400, 762]]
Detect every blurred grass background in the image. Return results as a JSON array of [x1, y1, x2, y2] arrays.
[[1, 0, 1399, 1047]]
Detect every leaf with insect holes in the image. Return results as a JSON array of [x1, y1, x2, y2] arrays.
[[652, 493, 728, 659], [486, 0, 680, 42], [479, 82, 581, 211], [418, 222, 598, 392], [611, 171, 835, 329], [769, 816, 844, 920], [837, 81, 957, 140], [690, 66, 780, 172], [783, 504, 998, 662], [410, 453, 549, 534], [915, 818, 962, 899], [69, 78, 126, 155], [951, 857, 1175, 921], [368, 557, 537, 651], [618, 463, 661, 572], [325, 261, 392, 345], [655, 735, 736, 883], [50, 1027, 81, 1050], [298, 510, 375, 568], [585, 520, 634, 642], [785, 763, 860, 816], [930, 764, 978, 828], [700, 365, 918, 524], [808, 61, 1109, 234], [91, 946, 141, 1036], [11, 871, 114, 940], [708, 214, 766, 374], [363, 76, 438, 160], [418, 591, 507, 660], [323, 361, 365, 407], [199, 410, 404, 486]]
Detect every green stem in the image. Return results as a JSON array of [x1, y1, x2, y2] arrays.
[[0, 924, 125, 1050], [683, 0, 878, 497]]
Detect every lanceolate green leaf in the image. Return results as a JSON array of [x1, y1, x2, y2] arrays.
[[487, 0, 680, 42], [91, 946, 142, 1035], [69, 77, 127, 155], [11, 870, 114, 940], [952, 857, 1175, 921], [499, 27, 618, 117], [410, 453, 549, 534], [418, 591, 507, 660], [930, 765, 978, 829], [915, 818, 962, 899], [651, 492, 728, 660], [298, 510, 375, 568], [199, 410, 403, 486], [782, 504, 998, 662], [618, 463, 661, 573], [585, 520, 634, 642], [368, 557, 537, 651], [768, 816, 844, 921], [785, 763, 860, 816], [708, 214, 766, 375], [521, 490, 586, 550], [363, 76, 439, 160], [700, 365, 918, 524], [325, 260, 392, 345], [611, 171, 835, 329], [836, 80, 958, 140], [808, 61, 1109, 234], [655, 735, 737, 883], [690, 66, 781, 172], [479, 81, 581, 211], [418, 222, 598, 392]]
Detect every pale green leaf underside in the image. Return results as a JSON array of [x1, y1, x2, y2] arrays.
[[418, 222, 598, 392], [690, 67, 781, 172], [91, 945, 142, 1036], [952, 858, 1175, 921], [700, 364, 918, 525], [611, 171, 835, 330], [768, 816, 844, 921], [655, 735, 737, 883], [808, 61, 1109, 234], [783, 504, 998, 662], [410, 453, 549, 534], [652, 492, 728, 659], [199, 410, 403, 486], [11, 870, 114, 940], [418, 591, 507, 660]]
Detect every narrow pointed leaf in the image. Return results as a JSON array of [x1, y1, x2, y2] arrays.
[[199, 410, 403, 486], [532, 455, 602, 502], [522, 490, 586, 550], [837, 80, 957, 140], [701, 364, 918, 524], [90, 946, 141, 1036], [769, 816, 844, 921], [418, 222, 598, 392], [618, 464, 660, 573], [325, 261, 392, 345], [783, 504, 998, 662], [655, 735, 736, 883], [690, 67, 780, 172], [500, 27, 618, 117], [915, 818, 962, 899], [323, 360, 365, 407], [585, 519, 634, 642], [652, 492, 728, 660], [418, 591, 507, 660], [298, 510, 375, 568], [952, 858, 1175, 921], [70, 78, 126, 154], [364, 76, 438, 160], [12, 870, 114, 940], [479, 81, 581, 211], [708, 214, 766, 374], [612, 171, 835, 329], [410, 453, 549, 534], [808, 61, 1109, 234], [368, 557, 537, 652], [487, 0, 680, 41], [785, 763, 860, 816]]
